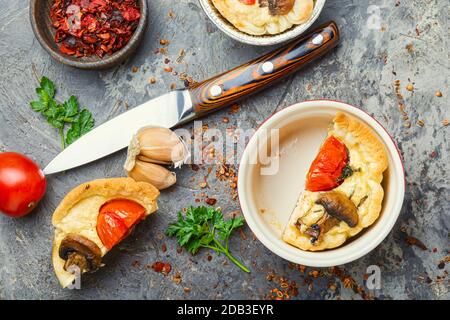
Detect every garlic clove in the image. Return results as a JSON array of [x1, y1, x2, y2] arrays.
[[136, 127, 188, 165], [126, 160, 176, 190]]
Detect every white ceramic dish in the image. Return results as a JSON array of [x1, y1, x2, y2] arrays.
[[238, 100, 405, 267], [198, 0, 327, 46]]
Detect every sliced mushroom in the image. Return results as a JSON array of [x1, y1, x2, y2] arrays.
[[304, 214, 341, 243], [316, 191, 359, 227], [260, 0, 295, 16], [59, 234, 102, 273]]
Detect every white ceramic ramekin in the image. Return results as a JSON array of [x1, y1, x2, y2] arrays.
[[238, 100, 405, 267], [198, 0, 327, 46]]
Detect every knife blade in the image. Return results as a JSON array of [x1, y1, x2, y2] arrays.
[[44, 21, 340, 175]]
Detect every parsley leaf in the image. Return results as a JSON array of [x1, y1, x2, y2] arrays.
[[40, 76, 56, 98], [66, 109, 94, 145], [29, 76, 95, 150], [167, 206, 250, 273]]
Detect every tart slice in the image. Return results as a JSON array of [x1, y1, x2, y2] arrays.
[[52, 178, 159, 287], [282, 113, 388, 251], [212, 0, 314, 35]]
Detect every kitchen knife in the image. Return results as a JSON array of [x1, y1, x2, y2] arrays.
[[44, 21, 340, 175]]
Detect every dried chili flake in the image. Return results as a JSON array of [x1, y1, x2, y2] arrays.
[[151, 261, 172, 275], [50, 0, 141, 58], [205, 197, 217, 206]]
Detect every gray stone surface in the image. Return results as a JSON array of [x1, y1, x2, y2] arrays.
[[0, 0, 448, 300]]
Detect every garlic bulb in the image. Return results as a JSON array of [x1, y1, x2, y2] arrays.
[[124, 126, 189, 172], [124, 126, 187, 190], [127, 160, 176, 190]]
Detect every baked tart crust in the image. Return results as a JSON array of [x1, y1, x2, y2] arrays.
[[52, 178, 159, 287]]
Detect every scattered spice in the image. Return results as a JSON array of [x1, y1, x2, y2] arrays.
[[435, 91, 442, 97], [406, 43, 414, 54], [164, 66, 173, 73], [442, 119, 449, 126], [406, 84, 414, 91], [151, 261, 172, 275], [132, 260, 140, 268], [330, 266, 373, 300], [416, 119, 425, 127], [51, 0, 141, 58], [183, 287, 191, 293], [131, 66, 139, 73], [216, 164, 238, 200], [159, 39, 170, 45], [205, 197, 217, 206], [405, 235, 428, 250], [148, 77, 156, 84], [172, 272, 182, 284], [230, 104, 240, 114]]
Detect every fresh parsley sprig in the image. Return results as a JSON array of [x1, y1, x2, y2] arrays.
[[167, 206, 250, 273], [30, 76, 94, 150]]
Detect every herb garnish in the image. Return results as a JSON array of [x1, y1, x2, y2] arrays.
[[166, 206, 250, 273], [30, 76, 94, 150], [338, 164, 354, 181]]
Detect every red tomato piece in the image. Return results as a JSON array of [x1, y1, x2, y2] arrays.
[[0, 152, 46, 218], [305, 136, 349, 192], [239, 0, 256, 5], [96, 199, 146, 249]]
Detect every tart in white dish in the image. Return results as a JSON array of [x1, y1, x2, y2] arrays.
[[212, 0, 314, 35], [283, 113, 388, 251]]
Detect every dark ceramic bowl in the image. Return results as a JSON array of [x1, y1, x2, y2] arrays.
[[30, 0, 148, 70]]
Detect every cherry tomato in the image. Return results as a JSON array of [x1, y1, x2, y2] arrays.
[[305, 136, 349, 192], [97, 199, 146, 249], [0, 152, 47, 217]]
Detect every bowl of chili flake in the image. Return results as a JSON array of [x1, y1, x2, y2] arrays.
[[30, 0, 148, 69]]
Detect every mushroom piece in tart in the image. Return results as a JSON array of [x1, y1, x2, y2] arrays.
[[282, 113, 388, 251], [52, 178, 159, 287], [211, 0, 314, 35]]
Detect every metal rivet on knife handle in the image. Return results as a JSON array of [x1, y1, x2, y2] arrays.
[[312, 34, 324, 45], [188, 21, 340, 116], [210, 85, 222, 97], [262, 62, 274, 74]]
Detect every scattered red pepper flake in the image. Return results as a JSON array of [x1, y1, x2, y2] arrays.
[[172, 272, 182, 284], [50, 0, 141, 58], [205, 197, 217, 206], [132, 260, 140, 268], [151, 261, 172, 275]]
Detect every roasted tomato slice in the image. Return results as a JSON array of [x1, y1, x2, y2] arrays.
[[97, 199, 146, 250], [305, 136, 349, 192], [239, 0, 256, 4]]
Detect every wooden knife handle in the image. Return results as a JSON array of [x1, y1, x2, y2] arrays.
[[189, 21, 340, 116]]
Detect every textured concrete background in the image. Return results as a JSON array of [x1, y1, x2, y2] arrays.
[[0, 0, 448, 299]]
